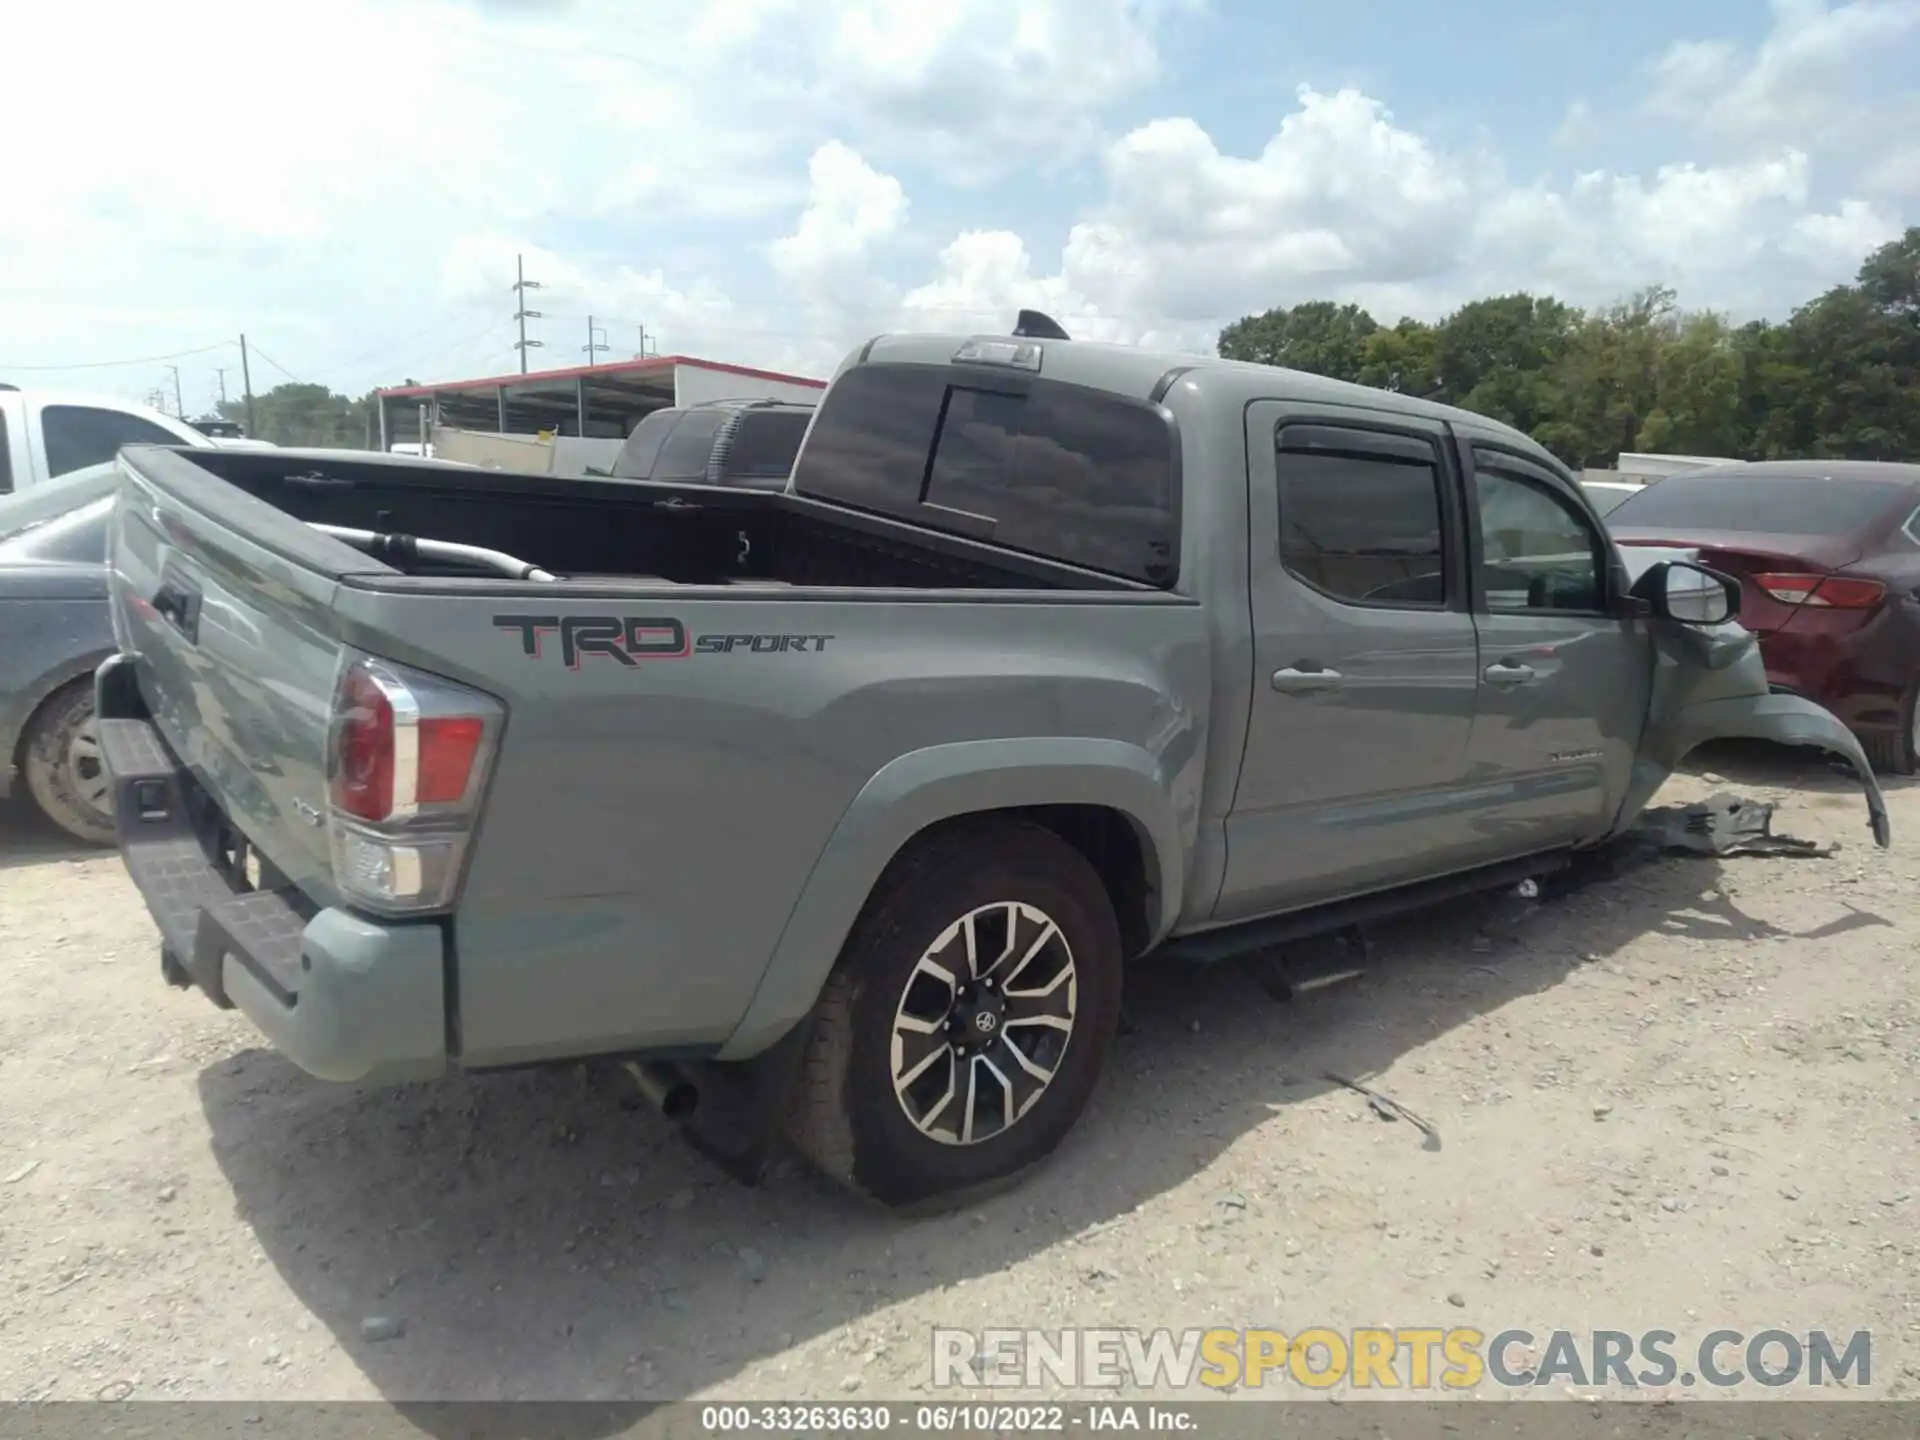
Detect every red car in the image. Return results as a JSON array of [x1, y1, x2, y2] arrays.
[[1608, 460, 1920, 774]]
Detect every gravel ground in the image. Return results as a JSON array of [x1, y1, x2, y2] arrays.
[[1, 742, 1915, 1409]]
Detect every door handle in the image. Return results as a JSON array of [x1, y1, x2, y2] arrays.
[[1272, 665, 1343, 694], [151, 580, 202, 644], [1484, 659, 1538, 687]]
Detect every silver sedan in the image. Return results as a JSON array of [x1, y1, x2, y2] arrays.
[[0, 463, 120, 843]]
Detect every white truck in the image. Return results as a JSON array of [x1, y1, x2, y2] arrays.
[[0, 386, 253, 494]]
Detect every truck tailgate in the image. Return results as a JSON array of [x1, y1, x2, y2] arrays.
[[107, 450, 353, 907]]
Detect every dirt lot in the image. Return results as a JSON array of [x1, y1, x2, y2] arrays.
[[1, 744, 1915, 1409]]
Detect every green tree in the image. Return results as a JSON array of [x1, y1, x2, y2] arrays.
[[1215, 225, 1920, 468], [1356, 319, 1444, 399], [1217, 301, 1379, 382], [217, 383, 377, 449]]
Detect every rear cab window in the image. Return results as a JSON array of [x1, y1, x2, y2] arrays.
[[722, 409, 812, 484], [790, 362, 1180, 586], [611, 409, 678, 479], [652, 410, 728, 481]]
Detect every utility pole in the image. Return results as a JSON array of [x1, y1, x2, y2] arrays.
[[166, 365, 184, 418], [238, 334, 257, 438], [583, 316, 609, 367], [214, 367, 228, 408], [634, 324, 658, 358], [512, 253, 545, 373]]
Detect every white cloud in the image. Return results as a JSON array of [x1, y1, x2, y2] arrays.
[[769, 143, 910, 295], [0, 0, 1177, 401], [936, 103, 1833, 336], [0, 0, 1908, 413], [1788, 200, 1906, 265], [1645, 0, 1920, 169], [815, 0, 1172, 180]]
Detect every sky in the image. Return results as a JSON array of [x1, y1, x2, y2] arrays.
[[2, 0, 1915, 414]]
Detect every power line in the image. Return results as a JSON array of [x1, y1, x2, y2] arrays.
[[246, 343, 307, 386], [0, 340, 233, 372], [302, 306, 508, 381]]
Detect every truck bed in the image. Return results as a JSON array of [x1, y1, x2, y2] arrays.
[[144, 445, 1143, 593], [101, 437, 1204, 1083]]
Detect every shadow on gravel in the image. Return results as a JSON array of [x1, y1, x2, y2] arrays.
[[0, 798, 100, 873], [192, 742, 1896, 1430]]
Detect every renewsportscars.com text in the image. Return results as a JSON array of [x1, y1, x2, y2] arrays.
[[931, 1326, 1873, 1392]]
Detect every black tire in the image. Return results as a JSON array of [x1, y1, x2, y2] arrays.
[[20, 679, 116, 846], [784, 817, 1124, 1210], [1860, 683, 1919, 776]]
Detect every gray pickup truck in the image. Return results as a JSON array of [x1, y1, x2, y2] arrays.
[[94, 316, 1887, 1208]]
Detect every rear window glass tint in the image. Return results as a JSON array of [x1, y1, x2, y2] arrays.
[[793, 363, 1179, 586], [652, 410, 728, 480], [723, 409, 811, 481], [1609, 473, 1913, 535], [790, 364, 947, 511], [926, 383, 1177, 583], [1275, 437, 1447, 606], [612, 409, 678, 478]]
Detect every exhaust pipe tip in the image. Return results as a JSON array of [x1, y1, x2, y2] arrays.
[[622, 1060, 699, 1119]]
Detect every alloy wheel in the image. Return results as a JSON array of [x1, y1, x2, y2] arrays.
[[889, 900, 1079, 1146]]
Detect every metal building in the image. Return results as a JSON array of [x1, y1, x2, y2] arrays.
[[372, 355, 825, 450]]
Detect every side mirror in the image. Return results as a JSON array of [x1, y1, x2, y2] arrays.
[[1631, 560, 1739, 626]]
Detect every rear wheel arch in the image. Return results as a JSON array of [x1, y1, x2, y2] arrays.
[[714, 740, 1186, 1062], [7, 649, 115, 776], [781, 810, 1128, 1207], [16, 671, 116, 844], [866, 802, 1158, 963]]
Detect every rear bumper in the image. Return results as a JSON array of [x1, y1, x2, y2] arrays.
[[94, 654, 448, 1087]]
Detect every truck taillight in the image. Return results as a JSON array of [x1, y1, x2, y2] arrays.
[[325, 653, 503, 914], [332, 666, 396, 821]]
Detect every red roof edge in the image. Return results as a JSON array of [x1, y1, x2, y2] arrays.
[[374, 354, 827, 400]]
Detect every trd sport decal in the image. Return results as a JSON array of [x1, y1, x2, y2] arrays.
[[493, 614, 832, 669]]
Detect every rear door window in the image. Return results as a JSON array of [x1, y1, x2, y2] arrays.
[[41, 405, 186, 478], [792, 363, 1180, 586], [0, 411, 12, 493], [1273, 426, 1449, 607]]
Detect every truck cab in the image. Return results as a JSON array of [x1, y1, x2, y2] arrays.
[[0, 386, 213, 494]]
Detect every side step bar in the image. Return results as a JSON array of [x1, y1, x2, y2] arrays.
[[1158, 852, 1570, 965]]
